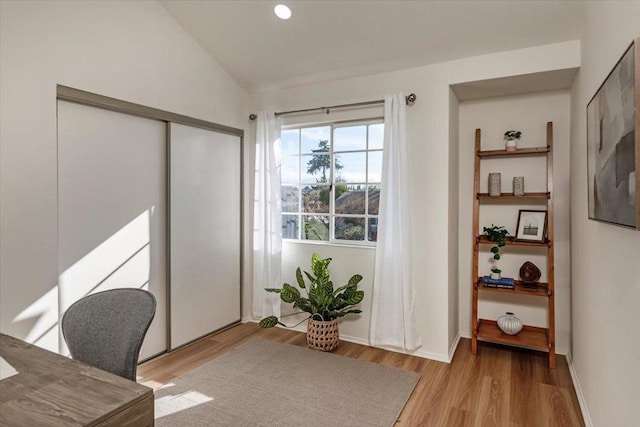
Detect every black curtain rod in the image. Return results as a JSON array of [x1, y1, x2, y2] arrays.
[[249, 93, 416, 121]]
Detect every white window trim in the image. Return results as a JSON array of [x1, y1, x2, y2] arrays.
[[281, 118, 383, 246]]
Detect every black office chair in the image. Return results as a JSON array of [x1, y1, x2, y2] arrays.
[[62, 288, 156, 381]]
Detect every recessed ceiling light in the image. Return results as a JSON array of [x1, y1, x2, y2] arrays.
[[274, 4, 292, 20]]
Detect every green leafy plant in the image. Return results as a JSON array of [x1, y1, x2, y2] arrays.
[[259, 253, 364, 328], [504, 130, 522, 140], [483, 224, 509, 261], [491, 267, 502, 274]]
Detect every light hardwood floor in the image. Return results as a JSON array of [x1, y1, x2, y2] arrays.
[[138, 322, 584, 426]]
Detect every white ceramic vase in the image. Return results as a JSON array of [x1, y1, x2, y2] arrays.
[[505, 139, 518, 151], [497, 312, 523, 335]]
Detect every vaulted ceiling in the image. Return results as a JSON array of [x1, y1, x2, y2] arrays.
[[160, 1, 584, 93]]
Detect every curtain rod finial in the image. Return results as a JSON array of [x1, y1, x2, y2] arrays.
[[249, 113, 257, 121], [405, 93, 417, 105]]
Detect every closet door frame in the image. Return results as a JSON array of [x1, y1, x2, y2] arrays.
[[57, 85, 244, 354]]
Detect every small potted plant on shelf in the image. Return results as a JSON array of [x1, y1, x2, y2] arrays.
[[259, 253, 364, 352], [504, 130, 522, 152], [483, 225, 509, 279]]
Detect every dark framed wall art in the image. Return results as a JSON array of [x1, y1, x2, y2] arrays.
[[515, 209, 548, 243], [586, 38, 640, 230]]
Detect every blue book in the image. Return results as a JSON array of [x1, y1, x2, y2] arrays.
[[484, 283, 515, 290], [482, 276, 515, 286]]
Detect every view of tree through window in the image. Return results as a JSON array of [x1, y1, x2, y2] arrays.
[[281, 122, 383, 244]]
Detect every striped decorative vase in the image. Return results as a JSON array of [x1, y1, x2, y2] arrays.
[[488, 173, 501, 196], [497, 312, 523, 335]]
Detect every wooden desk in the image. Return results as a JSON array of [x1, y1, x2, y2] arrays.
[[0, 334, 154, 426]]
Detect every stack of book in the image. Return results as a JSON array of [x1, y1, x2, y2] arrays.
[[482, 276, 515, 289]]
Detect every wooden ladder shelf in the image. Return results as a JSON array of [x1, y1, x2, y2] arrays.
[[471, 122, 556, 368]]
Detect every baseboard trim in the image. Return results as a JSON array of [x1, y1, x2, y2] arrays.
[[364, 341, 450, 363], [338, 333, 369, 347], [409, 347, 451, 363], [448, 333, 461, 362], [242, 319, 452, 362], [566, 351, 593, 427], [340, 334, 452, 363]]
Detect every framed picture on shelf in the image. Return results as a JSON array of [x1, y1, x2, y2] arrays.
[[586, 37, 639, 229], [515, 210, 547, 242]]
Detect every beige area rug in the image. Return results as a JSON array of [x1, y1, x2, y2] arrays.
[[155, 338, 420, 427]]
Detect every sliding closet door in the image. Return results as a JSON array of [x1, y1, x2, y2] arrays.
[[169, 123, 241, 349], [57, 101, 167, 359]]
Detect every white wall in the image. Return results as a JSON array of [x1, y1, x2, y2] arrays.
[[569, 2, 640, 426], [280, 241, 376, 343], [250, 41, 580, 360], [458, 91, 572, 353], [0, 0, 248, 351]]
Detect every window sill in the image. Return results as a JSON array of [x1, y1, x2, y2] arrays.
[[282, 239, 376, 250]]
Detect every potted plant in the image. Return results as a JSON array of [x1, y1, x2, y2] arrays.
[[504, 130, 522, 152], [259, 253, 364, 352], [483, 224, 509, 279]]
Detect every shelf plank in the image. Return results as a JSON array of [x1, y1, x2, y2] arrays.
[[477, 146, 550, 157], [477, 192, 550, 200], [476, 278, 550, 297], [476, 319, 549, 351], [476, 235, 550, 247]]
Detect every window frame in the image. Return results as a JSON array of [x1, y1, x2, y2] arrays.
[[280, 118, 383, 247]]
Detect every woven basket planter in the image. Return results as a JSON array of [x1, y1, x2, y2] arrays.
[[306, 318, 339, 352]]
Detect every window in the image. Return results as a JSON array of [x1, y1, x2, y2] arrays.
[[281, 121, 383, 244]]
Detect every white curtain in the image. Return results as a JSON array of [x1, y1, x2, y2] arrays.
[[252, 112, 282, 318], [369, 93, 422, 351]]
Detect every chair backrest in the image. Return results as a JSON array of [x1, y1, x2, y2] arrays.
[[62, 288, 156, 381]]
